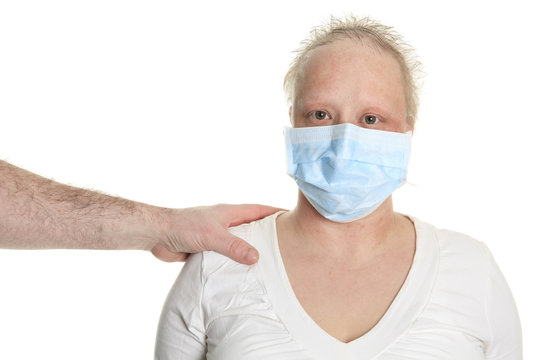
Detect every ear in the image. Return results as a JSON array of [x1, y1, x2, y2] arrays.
[[288, 106, 293, 126], [405, 116, 415, 134]]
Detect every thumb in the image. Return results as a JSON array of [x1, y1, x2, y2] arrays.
[[211, 231, 259, 265], [151, 244, 189, 262]]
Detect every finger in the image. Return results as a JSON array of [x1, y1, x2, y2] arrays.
[[151, 244, 189, 262], [210, 231, 260, 265], [226, 204, 287, 227]]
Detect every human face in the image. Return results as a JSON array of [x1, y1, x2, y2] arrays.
[[291, 38, 411, 133]]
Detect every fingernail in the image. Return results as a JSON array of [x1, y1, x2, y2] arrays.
[[243, 248, 259, 264]]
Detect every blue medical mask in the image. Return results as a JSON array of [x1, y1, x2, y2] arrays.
[[285, 123, 412, 222]]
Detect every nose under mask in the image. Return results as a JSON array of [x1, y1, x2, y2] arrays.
[[285, 123, 412, 222]]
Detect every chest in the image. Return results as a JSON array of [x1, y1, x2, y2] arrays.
[[201, 220, 487, 359], [204, 295, 485, 360], [288, 253, 413, 343]]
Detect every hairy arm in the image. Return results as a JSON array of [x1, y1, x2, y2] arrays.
[[0, 160, 280, 264], [0, 160, 164, 250]]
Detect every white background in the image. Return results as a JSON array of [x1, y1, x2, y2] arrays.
[[0, 0, 538, 358]]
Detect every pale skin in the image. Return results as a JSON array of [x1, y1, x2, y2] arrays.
[[0, 160, 280, 264], [276, 38, 417, 343]]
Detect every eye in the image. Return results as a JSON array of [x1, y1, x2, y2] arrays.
[[311, 110, 330, 121], [362, 115, 379, 125]]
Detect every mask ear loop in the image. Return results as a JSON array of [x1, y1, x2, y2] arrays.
[[403, 180, 418, 188], [403, 131, 415, 187]]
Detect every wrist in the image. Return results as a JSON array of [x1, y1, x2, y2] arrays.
[[139, 204, 175, 251], [108, 202, 169, 251]]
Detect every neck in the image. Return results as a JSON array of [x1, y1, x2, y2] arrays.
[[278, 192, 406, 266]]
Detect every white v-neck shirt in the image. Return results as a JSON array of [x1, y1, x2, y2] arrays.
[[155, 213, 522, 359]]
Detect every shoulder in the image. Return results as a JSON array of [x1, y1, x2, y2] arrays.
[[161, 214, 274, 326], [175, 214, 274, 293], [417, 219, 498, 301], [187, 212, 279, 297], [200, 212, 280, 271], [412, 218, 521, 351], [191, 214, 280, 323], [413, 218, 493, 321], [414, 218, 491, 270]]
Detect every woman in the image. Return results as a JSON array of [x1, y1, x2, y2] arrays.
[[155, 16, 521, 359]]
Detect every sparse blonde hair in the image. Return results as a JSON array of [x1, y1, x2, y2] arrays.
[[283, 16, 422, 126]]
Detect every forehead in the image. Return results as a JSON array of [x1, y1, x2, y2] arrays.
[[295, 38, 405, 107]]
